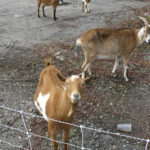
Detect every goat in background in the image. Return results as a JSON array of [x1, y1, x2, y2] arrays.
[[37, 0, 59, 20], [75, 17, 150, 82]]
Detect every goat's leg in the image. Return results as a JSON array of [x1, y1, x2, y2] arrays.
[[81, 61, 90, 78], [82, 60, 91, 77], [48, 122, 58, 150], [52, 6, 57, 21], [84, 2, 88, 14], [82, 52, 91, 70], [82, 1, 84, 12], [82, 0, 88, 13], [52, 1, 59, 21], [62, 128, 70, 150], [81, 62, 87, 78], [81, 53, 88, 77], [123, 57, 129, 82], [82, 59, 87, 69], [37, 0, 41, 18], [42, 4, 46, 17], [83, 63, 90, 73], [86, 3, 90, 13], [59, 0, 63, 4], [82, 58, 87, 69], [87, 63, 92, 75], [83, 62, 93, 76], [54, 9, 57, 21], [82, 54, 95, 76], [111, 56, 120, 78]]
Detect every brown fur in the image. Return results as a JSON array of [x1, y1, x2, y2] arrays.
[[37, 0, 59, 20], [86, 0, 91, 3], [81, 28, 137, 56], [75, 18, 150, 81], [34, 64, 89, 150]]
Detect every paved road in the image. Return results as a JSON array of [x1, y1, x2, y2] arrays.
[[0, 0, 149, 56]]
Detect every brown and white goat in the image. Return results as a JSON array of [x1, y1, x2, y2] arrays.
[[37, 0, 59, 20], [34, 62, 89, 150], [75, 17, 150, 82], [82, 0, 91, 14]]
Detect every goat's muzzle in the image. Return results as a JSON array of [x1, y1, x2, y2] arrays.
[[71, 93, 80, 104]]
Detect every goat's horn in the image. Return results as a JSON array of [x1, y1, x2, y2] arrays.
[[84, 76, 92, 83], [138, 16, 149, 26]]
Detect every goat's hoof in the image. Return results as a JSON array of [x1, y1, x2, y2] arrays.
[[38, 15, 41, 18], [87, 10, 91, 14], [43, 15, 47, 17], [54, 17, 57, 21], [125, 78, 130, 82], [88, 72, 93, 76], [111, 73, 117, 78], [85, 10, 90, 14], [124, 76, 130, 82]]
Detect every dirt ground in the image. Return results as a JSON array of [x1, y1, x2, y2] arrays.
[[0, 0, 150, 150]]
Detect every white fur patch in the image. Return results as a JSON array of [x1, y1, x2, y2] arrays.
[[82, 0, 87, 4], [68, 107, 73, 117], [71, 75, 79, 81], [71, 95, 75, 102], [59, 1, 63, 4], [97, 55, 116, 60], [35, 92, 50, 121], [138, 27, 145, 40], [76, 39, 81, 46]]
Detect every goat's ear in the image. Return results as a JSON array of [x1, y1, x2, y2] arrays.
[[83, 76, 92, 83], [44, 57, 52, 67], [57, 73, 66, 82]]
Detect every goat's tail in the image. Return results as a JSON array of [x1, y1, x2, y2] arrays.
[[44, 57, 52, 67], [75, 39, 82, 58]]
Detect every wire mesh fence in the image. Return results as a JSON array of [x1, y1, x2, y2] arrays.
[[0, 105, 149, 150]]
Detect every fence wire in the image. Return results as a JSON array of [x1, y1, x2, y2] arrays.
[[0, 105, 149, 150]]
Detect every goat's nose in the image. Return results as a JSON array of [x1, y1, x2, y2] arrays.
[[73, 93, 79, 99]]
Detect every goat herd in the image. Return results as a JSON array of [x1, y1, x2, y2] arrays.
[[34, 0, 150, 149]]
